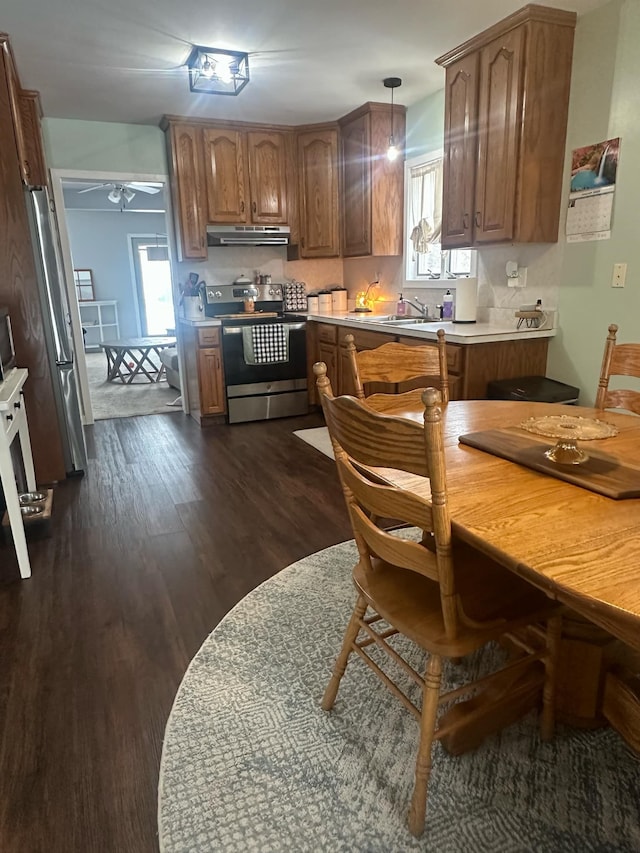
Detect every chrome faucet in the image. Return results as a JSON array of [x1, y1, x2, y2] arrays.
[[403, 296, 430, 318]]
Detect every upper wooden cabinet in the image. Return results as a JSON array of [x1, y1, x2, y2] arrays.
[[202, 127, 248, 223], [296, 128, 340, 258], [1, 37, 47, 187], [437, 5, 576, 249], [202, 127, 288, 226], [167, 123, 207, 261], [339, 103, 406, 257], [246, 131, 288, 224]]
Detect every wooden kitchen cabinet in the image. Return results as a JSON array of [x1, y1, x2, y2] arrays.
[[246, 131, 288, 224], [437, 5, 576, 249], [197, 347, 225, 415], [339, 103, 406, 257], [308, 319, 550, 405], [164, 118, 290, 259], [296, 128, 340, 258], [182, 323, 226, 423], [167, 123, 207, 261], [202, 126, 288, 226], [202, 127, 248, 223]]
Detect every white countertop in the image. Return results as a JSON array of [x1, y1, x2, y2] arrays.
[[179, 312, 557, 345], [303, 312, 557, 345]]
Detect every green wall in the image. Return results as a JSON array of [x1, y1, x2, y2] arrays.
[[405, 89, 444, 159], [42, 118, 167, 175], [548, 0, 639, 404]]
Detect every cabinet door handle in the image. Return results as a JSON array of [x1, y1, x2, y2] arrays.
[[301, 237, 305, 249], [474, 211, 481, 228], [463, 213, 469, 229], [13, 401, 21, 410], [252, 202, 257, 214], [240, 201, 245, 213], [200, 235, 205, 248], [6, 414, 13, 422]]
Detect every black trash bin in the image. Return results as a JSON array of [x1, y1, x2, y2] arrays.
[[487, 375, 579, 404]]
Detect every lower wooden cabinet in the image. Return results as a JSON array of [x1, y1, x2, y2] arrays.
[[197, 347, 225, 415], [181, 323, 226, 423], [308, 321, 551, 405]]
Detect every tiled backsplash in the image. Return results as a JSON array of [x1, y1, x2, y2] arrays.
[[174, 246, 343, 292], [174, 241, 562, 327]]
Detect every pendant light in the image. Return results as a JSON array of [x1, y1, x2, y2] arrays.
[[383, 77, 402, 161]]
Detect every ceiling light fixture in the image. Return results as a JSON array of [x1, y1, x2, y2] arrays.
[[383, 77, 402, 162], [107, 187, 122, 204], [187, 46, 250, 96]]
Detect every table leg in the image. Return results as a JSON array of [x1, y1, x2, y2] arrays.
[[106, 347, 128, 383], [0, 439, 31, 579], [17, 395, 36, 492]]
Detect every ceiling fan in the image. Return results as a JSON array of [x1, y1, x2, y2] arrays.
[[77, 181, 162, 205]]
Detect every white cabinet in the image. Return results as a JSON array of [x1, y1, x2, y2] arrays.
[[78, 301, 120, 350], [0, 368, 37, 579]]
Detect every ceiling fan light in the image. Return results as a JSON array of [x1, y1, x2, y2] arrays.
[[107, 188, 121, 204], [123, 188, 135, 203]]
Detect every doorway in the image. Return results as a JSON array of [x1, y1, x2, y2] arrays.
[[50, 169, 185, 424], [130, 237, 174, 336]]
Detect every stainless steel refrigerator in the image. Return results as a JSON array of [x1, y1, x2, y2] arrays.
[[25, 186, 87, 476]]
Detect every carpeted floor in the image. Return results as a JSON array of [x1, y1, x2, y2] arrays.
[[158, 536, 640, 853], [293, 426, 333, 459], [84, 351, 182, 420]]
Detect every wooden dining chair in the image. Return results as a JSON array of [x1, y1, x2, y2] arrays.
[[313, 361, 562, 838], [596, 323, 640, 414], [346, 328, 450, 407]]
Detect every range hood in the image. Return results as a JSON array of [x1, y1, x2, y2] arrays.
[[206, 225, 290, 246]]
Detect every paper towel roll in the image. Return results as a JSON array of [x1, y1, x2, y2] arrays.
[[453, 278, 477, 324]]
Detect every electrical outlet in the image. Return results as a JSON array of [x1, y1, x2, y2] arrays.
[[612, 263, 627, 288]]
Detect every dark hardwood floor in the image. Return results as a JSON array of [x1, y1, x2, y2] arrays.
[[0, 410, 352, 852]]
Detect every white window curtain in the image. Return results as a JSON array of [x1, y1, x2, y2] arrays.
[[409, 158, 443, 257]]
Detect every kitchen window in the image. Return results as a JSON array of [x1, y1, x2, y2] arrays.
[[404, 151, 475, 285]]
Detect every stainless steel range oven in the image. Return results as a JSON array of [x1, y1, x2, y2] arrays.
[[204, 282, 308, 424]]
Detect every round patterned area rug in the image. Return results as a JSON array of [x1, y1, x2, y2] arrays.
[[158, 539, 640, 852]]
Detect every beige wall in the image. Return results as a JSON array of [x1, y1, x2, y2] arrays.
[[42, 117, 167, 174], [548, 0, 639, 405]]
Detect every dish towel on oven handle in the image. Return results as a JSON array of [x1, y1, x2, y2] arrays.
[[242, 324, 289, 365]]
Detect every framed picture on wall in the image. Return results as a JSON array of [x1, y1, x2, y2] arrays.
[[73, 269, 95, 302]]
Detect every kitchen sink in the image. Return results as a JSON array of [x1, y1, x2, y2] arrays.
[[365, 315, 441, 325]]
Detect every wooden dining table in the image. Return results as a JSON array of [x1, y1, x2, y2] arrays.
[[371, 394, 640, 655]]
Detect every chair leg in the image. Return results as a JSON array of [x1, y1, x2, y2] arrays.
[[540, 612, 562, 742], [408, 654, 442, 838], [321, 595, 367, 712]]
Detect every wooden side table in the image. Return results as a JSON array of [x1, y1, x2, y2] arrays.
[[0, 368, 37, 579]]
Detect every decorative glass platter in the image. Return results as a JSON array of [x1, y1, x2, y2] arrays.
[[519, 415, 618, 465]]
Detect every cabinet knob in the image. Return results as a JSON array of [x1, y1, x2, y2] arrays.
[[6, 414, 13, 422], [13, 401, 21, 410]]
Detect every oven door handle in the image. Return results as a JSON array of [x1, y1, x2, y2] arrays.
[[223, 323, 306, 335]]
